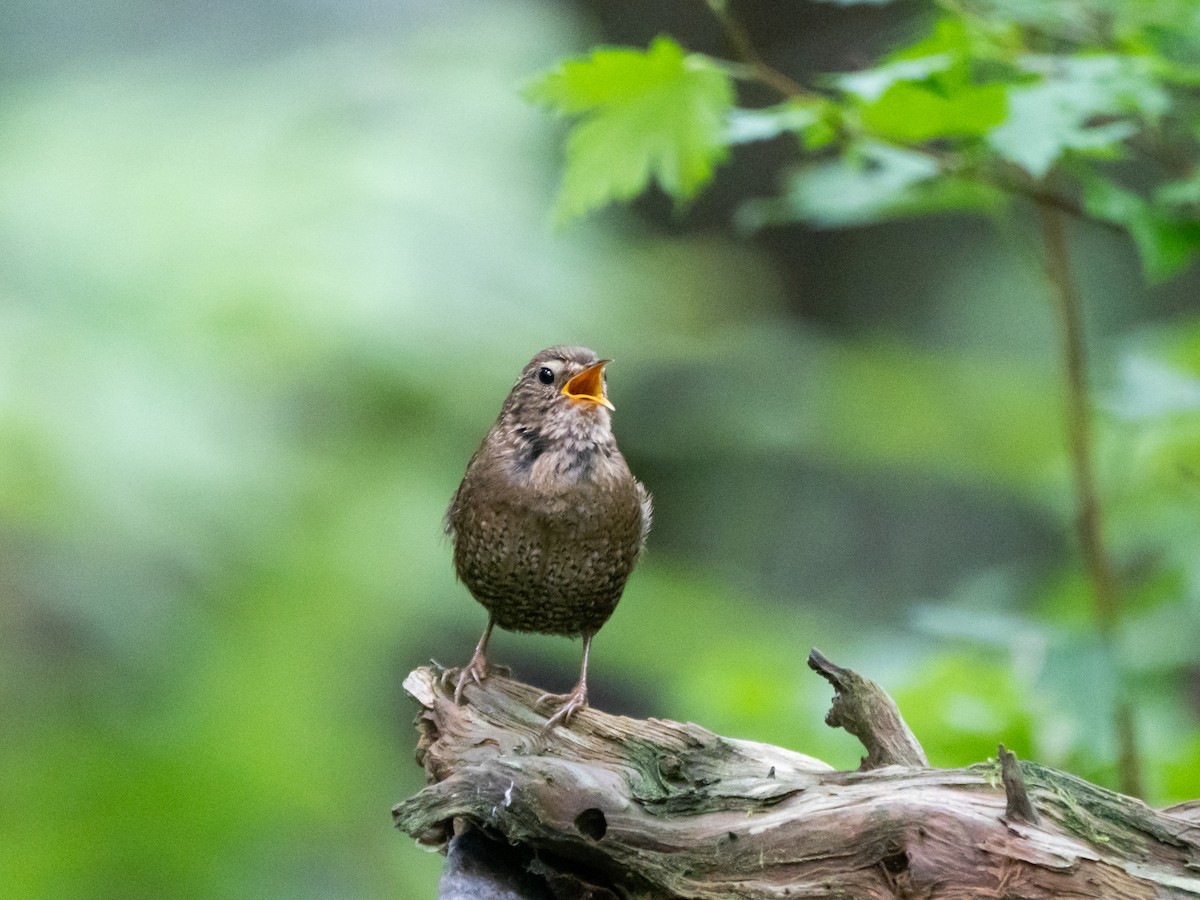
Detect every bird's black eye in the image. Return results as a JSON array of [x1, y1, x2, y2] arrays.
[[537, 366, 555, 385]]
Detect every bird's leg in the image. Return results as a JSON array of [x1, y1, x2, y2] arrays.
[[537, 632, 593, 730], [444, 616, 495, 704]]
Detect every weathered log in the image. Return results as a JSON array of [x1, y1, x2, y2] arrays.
[[394, 652, 1200, 899]]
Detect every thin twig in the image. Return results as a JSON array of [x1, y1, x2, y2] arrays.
[[1038, 205, 1119, 633], [987, 167, 1119, 233], [704, 0, 813, 100], [1038, 203, 1142, 798]]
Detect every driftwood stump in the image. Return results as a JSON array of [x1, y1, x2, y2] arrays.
[[394, 650, 1200, 898]]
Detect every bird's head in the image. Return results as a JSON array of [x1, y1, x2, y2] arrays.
[[487, 347, 627, 481], [506, 346, 613, 413], [493, 346, 619, 449]]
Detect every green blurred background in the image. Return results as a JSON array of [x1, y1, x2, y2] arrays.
[[4, 0, 1200, 897]]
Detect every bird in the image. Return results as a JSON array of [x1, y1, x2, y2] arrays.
[[443, 345, 651, 729]]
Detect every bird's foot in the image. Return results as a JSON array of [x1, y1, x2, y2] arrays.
[[536, 684, 589, 732], [441, 651, 491, 704]]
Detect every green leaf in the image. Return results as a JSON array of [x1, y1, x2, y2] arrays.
[[836, 35, 1007, 144], [987, 54, 1168, 179], [739, 141, 1000, 229], [890, 17, 973, 61], [1081, 172, 1200, 280], [989, 85, 1134, 178], [524, 37, 735, 222], [862, 81, 1008, 141], [724, 101, 823, 145], [836, 55, 955, 102]]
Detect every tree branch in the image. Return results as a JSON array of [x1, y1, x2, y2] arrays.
[[808, 647, 928, 769], [395, 657, 1199, 898]]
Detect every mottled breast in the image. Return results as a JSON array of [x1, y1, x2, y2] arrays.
[[448, 447, 648, 636]]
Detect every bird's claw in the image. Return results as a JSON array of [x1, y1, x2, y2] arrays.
[[536, 686, 589, 732], [442, 653, 490, 705]]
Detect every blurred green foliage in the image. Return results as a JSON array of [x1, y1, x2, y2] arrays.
[[527, 0, 1200, 835], [3, 0, 1200, 898], [532, 0, 1200, 279]]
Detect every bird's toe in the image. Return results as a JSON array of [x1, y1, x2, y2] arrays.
[[450, 657, 490, 704], [538, 687, 589, 732]]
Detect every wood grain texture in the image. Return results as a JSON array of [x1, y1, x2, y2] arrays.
[[394, 659, 1200, 899]]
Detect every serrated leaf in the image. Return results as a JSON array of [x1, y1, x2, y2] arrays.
[[862, 81, 1008, 141], [989, 87, 1137, 178], [1021, 54, 1170, 119], [524, 37, 734, 222], [988, 54, 1168, 179], [836, 33, 1007, 144]]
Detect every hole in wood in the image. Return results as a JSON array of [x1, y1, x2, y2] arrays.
[[575, 807, 607, 841], [881, 850, 909, 874]]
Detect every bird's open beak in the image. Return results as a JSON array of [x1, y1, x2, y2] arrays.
[[562, 360, 614, 410]]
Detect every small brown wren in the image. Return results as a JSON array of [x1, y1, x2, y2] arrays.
[[444, 346, 651, 728]]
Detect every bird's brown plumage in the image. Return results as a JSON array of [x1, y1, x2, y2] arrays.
[[444, 346, 651, 726]]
